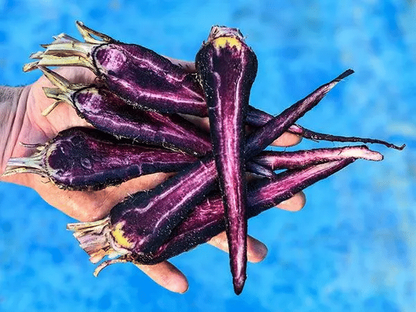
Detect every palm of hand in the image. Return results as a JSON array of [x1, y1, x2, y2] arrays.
[[10, 67, 156, 221]]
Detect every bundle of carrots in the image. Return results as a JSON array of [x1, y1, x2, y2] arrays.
[[4, 22, 403, 294]]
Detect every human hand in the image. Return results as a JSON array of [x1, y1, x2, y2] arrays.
[[0, 66, 305, 293]]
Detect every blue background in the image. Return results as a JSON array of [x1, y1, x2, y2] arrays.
[[0, 1, 415, 311]]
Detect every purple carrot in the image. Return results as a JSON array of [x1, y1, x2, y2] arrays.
[[195, 26, 258, 293], [25, 22, 209, 116], [73, 156, 382, 271], [286, 124, 405, 150], [245, 161, 276, 178], [247, 106, 404, 150], [38, 67, 273, 178], [39, 67, 212, 156], [3, 127, 199, 190], [253, 145, 383, 171], [104, 69, 352, 250], [245, 70, 353, 158], [109, 69, 354, 254], [24, 23, 402, 150], [67, 69, 352, 290], [137, 158, 359, 265]]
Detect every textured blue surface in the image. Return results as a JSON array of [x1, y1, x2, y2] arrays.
[[0, 1, 415, 311]]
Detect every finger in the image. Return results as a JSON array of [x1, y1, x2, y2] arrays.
[[180, 114, 210, 132], [30, 172, 175, 222], [134, 261, 189, 294], [101, 172, 176, 208], [271, 131, 302, 147], [30, 67, 95, 133], [208, 232, 268, 263], [276, 191, 306, 212], [207, 191, 305, 260], [43, 66, 97, 85]]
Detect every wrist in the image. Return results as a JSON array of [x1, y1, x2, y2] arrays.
[[0, 86, 29, 174]]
